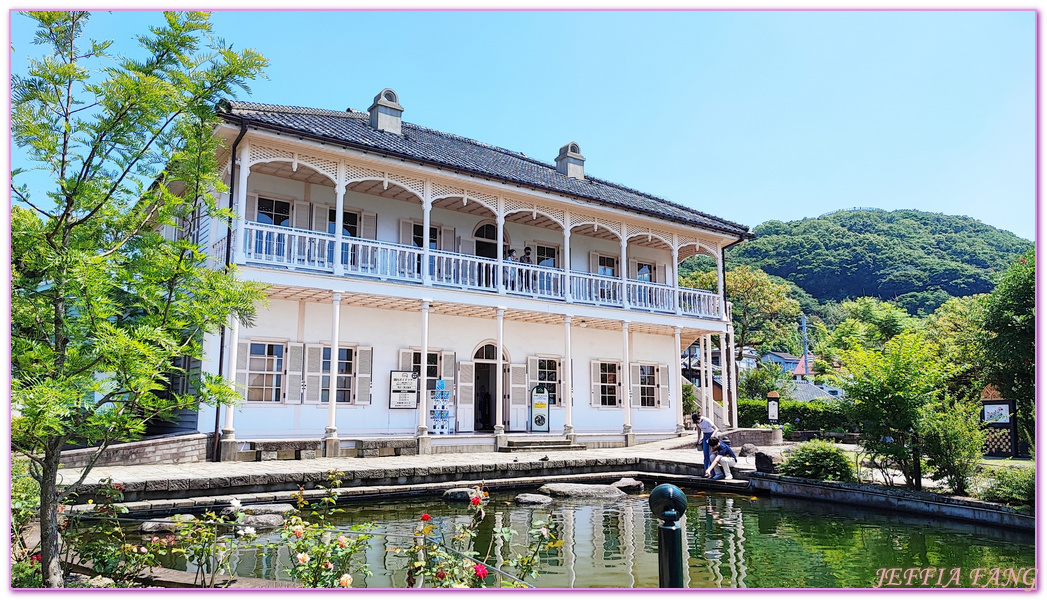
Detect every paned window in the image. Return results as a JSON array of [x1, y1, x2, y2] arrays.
[[412, 351, 441, 390], [412, 224, 439, 249], [638, 364, 656, 407], [598, 255, 617, 277], [636, 262, 655, 282], [247, 343, 284, 402], [321, 347, 354, 403], [599, 362, 619, 407], [256, 198, 291, 227], [327, 210, 359, 237], [537, 358, 559, 405], [536, 244, 557, 268]]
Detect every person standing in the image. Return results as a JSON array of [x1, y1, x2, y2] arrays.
[[706, 436, 738, 480], [691, 411, 720, 472], [504, 249, 518, 290], [519, 246, 533, 291]]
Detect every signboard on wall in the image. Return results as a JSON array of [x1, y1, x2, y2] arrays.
[[389, 371, 419, 408], [983, 402, 1010, 424]]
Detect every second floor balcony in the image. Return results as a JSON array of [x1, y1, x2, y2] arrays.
[[220, 221, 725, 320]]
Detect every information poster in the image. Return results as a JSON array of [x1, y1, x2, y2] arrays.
[[530, 385, 549, 432], [389, 371, 419, 408]]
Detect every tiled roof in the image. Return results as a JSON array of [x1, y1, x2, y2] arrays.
[[792, 381, 835, 402], [218, 101, 751, 236]]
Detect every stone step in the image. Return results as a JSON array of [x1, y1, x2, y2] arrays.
[[498, 444, 587, 453], [505, 439, 573, 447]]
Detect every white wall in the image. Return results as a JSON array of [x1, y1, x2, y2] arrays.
[[204, 300, 680, 438]]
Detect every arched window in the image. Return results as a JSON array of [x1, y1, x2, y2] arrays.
[[472, 343, 509, 361], [473, 223, 507, 259]]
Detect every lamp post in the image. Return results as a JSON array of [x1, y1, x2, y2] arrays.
[[648, 483, 687, 588]]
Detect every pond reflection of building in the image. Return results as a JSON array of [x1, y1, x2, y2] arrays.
[[687, 496, 748, 587]]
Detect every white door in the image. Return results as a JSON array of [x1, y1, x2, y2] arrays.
[[457, 361, 475, 433]]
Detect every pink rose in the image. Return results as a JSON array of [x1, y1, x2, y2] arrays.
[[473, 563, 488, 579]]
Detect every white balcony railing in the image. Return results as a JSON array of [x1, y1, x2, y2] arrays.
[[237, 221, 723, 319]]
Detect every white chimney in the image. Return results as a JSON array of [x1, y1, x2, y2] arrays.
[[555, 142, 585, 180], [368, 88, 404, 135]]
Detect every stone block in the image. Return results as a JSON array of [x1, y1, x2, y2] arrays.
[[755, 451, 785, 474], [259, 451, 278, 461], [298, 450, 317, 460]]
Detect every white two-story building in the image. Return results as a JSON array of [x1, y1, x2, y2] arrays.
[[194, 89, 750, 458]]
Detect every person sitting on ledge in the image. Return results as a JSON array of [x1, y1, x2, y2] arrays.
[[706, 436, 737, 481]]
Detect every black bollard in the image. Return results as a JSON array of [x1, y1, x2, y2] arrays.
[[648, 483, 688, 588]]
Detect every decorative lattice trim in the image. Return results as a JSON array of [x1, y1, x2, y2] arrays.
[[387, 172, 425, 198], [624, 224, 672, 247], [345, 163, 385, 184], [249, 144, 294, 166], [503, 197, 565, 228], [297, 153, 338, 183], [431, 182, 464, 200]]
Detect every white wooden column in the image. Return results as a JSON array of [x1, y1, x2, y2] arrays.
[[619, 233, 628, 305], [703, 334, 713, 418], [563, 220, 573, 303], [417, 300, 431, 436], [325, 292, 342, 438], [222, 318, 241, 439], [494, 307, 505, 434], [563, 315, 574, 436], [333, 162, 346, 276], [622, 321, 632, 434], [496, 213, 505, 295], [728, 326, 739, 428], [674, 327, 685, 434], [672, 245, 681, 315], [233, 142, 250, 264], [422, 191, 433, 287], [716, 248, 725, 302]]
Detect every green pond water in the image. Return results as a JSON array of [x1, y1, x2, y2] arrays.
[[164, 489, 1035, 589]]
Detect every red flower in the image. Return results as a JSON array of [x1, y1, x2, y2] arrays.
[[420, 513, 431, 521], [435, 569, 446, 580], [473, 564, 488, 579], [29, 554, 41, 565], [470, 496, 481, 506]]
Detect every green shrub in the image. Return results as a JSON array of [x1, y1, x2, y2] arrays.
[[780, 439, 858, 483], [918, 399, 987, 495], [978, 466, 1035, 509], [739, 398, 853, 432], [681, 383, 698, 417]]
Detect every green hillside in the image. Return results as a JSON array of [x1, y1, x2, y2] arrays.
[[700, 209, 1032, 315]]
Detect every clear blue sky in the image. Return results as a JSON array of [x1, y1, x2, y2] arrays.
[[8, 9, 1036, 240]]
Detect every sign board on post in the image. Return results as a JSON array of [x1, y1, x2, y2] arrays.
[[530, 385, 549, 433], [389, 371, 419, 409], [767, 391, 780, 426]]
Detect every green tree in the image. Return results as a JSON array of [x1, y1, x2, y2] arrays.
[[918, 398, 987, 495], [11, 11, 267, 587], [738, 361, 796, 402], [682, 264, 801, 360], [980, 249, 1035, 449], [924, 295, 988, 402], [837, 331, 951, 489]]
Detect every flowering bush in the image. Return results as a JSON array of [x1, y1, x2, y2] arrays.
[[171, 509, 255, 588], [258, 471, 373, 588], [397, 484, 561, 588]]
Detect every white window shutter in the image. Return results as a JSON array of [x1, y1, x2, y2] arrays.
[[305, 344, 324, 403], [313, 205, 329, 233], [510, 365, 527, 406], [294, 201, 311, 231], [245, 195, 258, 222], [399, 349, 414, 372], [440, 226, 455, 252], [527, 356, 539, 395], [285, 343, 305, 403], [361, 212, 377, 240], [590, 360, 601, 406], [589, 251, 600, 274], [235, 342, 250, 400], [457, 361, 475, 433], [628, 259, 638, 280], [354, 346, 373, 404], [399, 219, 414, 246], [658, 363, 669, 408], [630, 363, 642, 408], [459, 237, 475, 255], [658, 264, 667, 285], [441, 351, 456, 381]]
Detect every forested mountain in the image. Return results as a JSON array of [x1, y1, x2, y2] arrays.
[[685, 209, 1032, 315]]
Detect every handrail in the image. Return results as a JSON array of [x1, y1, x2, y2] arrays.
[[239, 221, 722, 319]]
